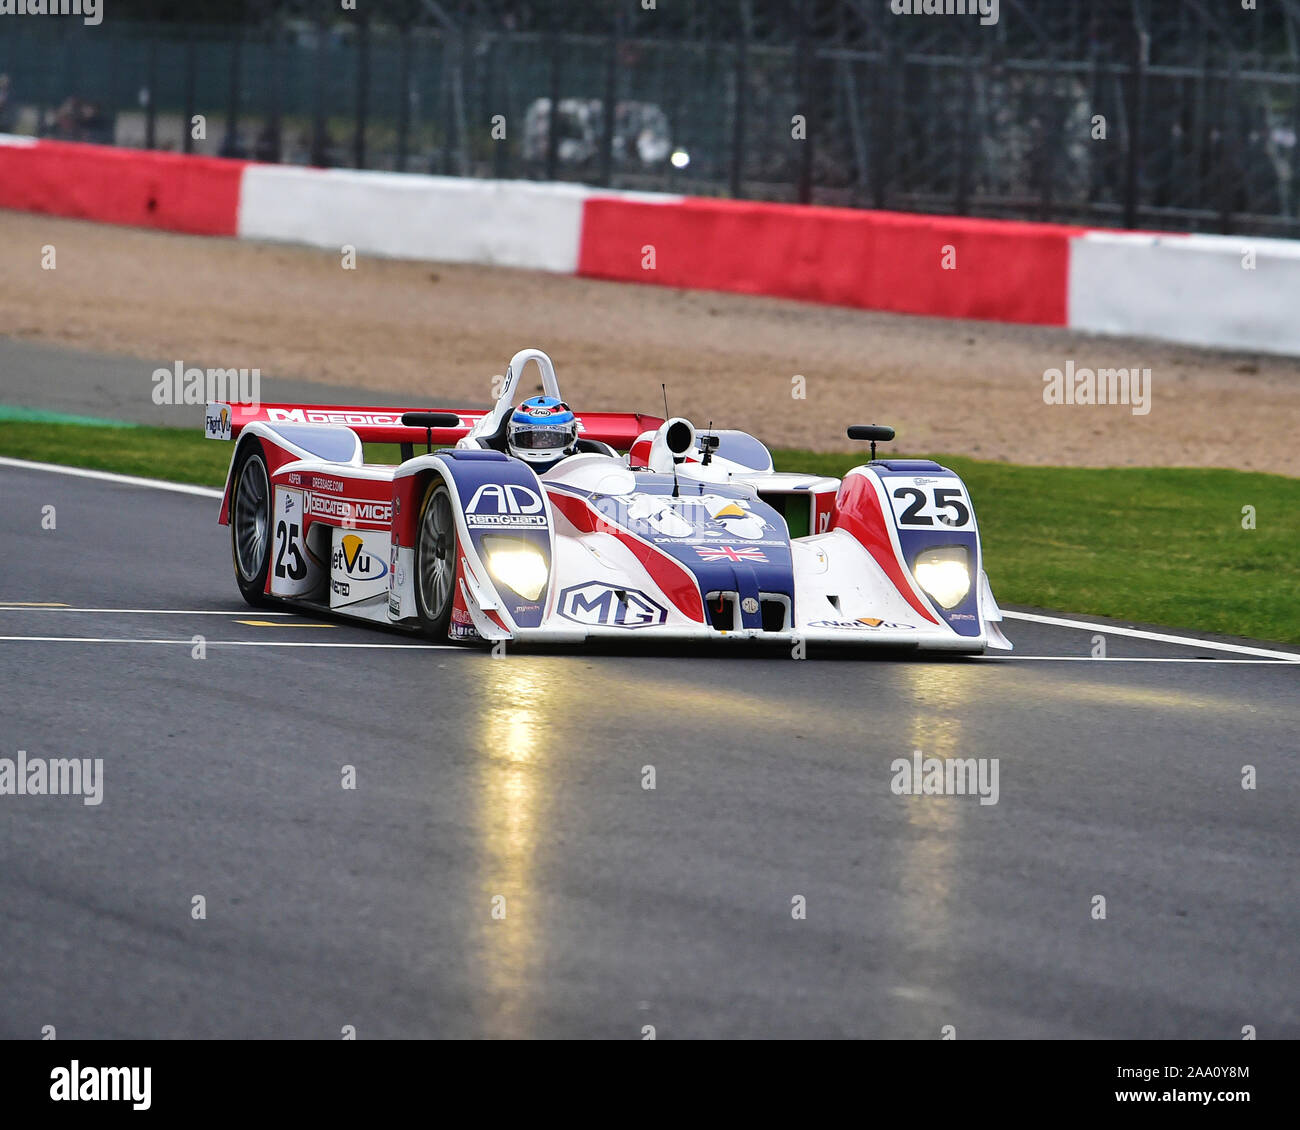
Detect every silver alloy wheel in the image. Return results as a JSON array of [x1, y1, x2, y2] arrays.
[[418, 485, 455, 620], [233, 454, 270, 582]]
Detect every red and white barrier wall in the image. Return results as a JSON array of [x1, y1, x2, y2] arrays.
[[4, 135, 1298, 355], [0, 134, 246, 237]]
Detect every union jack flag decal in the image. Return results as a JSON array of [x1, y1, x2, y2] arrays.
[[694, 545, 768, 563]]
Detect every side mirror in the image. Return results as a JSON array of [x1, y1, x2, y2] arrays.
[[402, 411, 463, 455], [401, 412, 462, 429], [847, 424, 895, 461], [847, 425, 895, 443]]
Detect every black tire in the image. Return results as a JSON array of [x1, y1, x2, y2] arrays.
[[229, 440, 273, 608], [414, 477, 460, 639]]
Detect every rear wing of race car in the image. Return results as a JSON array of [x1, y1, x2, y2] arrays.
[[203, 401, 664, 451]]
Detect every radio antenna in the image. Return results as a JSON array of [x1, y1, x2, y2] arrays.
[[662, 383, 670, 420]]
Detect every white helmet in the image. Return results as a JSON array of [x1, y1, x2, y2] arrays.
[[507, 397, 578, 465]]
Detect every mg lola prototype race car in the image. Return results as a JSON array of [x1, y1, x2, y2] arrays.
[[206, 349, 1011, 652]]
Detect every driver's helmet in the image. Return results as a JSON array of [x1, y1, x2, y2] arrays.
[[507, 397, 578, 465]]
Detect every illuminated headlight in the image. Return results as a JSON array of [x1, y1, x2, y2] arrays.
[[670, 148, 690, 169], [484, 539, 548, 601], [913, 546, 971, 610]]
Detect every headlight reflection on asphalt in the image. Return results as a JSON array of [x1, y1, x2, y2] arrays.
[[892, 664, 982, 969], [475, 662, 555, 1037]]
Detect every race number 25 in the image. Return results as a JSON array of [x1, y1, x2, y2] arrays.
[[889, 483, 973, 529], [270, 488, 313, 596], [274, 520, 307, 580]]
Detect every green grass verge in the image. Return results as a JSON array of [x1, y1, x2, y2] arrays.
[[0, 421, 235, 487], [2, 420, 1296, 644]]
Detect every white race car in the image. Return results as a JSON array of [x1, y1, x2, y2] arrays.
[[207, 349, 1011, 652]]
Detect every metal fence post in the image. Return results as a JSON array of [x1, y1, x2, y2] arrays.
[[354, 10, 369, 169], [796, 0, 814, 205], [729, 10, 749, 200], [145, 31, 158, 150], [544, 29, 562, 182], [397, 26, 412, 172], [955, 38, 975, 216], [182, 35, 196, 154], [598, 5, 622, 188], [1220, 57, 1241, 234], [441, 36, 456, 175], [311, 12, 327, 167], [489, 34, 508, 179], [266, 10, 283, 164], [105, 18, 118, 142], [221, 23, 243, 157], [1291, 73, 1300, 221], [1037, 65, 1062, 223], [1123, 27, 1148, 230], [1085, 40, 1101, 206], [870, 25, 897, 211]]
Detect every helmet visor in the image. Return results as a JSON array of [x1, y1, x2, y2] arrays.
[[510, 426, 573, 451]]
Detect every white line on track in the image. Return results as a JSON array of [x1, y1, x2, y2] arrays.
[[966, 655, 1295, 665], [0, 636, 458, 650], [0, 607, 295, 615], [1001, 610, 1300, 662], [0, 457, 223, 499]]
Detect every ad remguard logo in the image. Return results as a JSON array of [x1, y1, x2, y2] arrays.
[[465, 483, 547, 528], [50, 1061, 151, 1110]]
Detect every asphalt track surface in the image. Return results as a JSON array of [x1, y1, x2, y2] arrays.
[[1, 462, 1297, 1039]]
